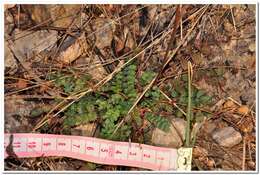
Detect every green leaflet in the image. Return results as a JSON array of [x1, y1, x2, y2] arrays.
[[145, 112, 170, 132]]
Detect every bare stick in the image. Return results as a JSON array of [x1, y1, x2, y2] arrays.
[[242, 136, 246, 170], [230, 5, 237, 32]]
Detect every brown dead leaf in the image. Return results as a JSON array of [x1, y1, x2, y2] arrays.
[[16, 79, 28, 89], [206, 159, 215, 168], [39, 83, 50, 93], [223, 100, 237, 109], [57, 35, 86, 64], [103, 4, 120, 14], [238, 116, 253, 133], [193, 146, 208, 158], [113, 36, 125, 55], [4, 4, 16, 11]]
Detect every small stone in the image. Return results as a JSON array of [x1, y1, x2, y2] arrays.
[[71, 123, 97, 137], [223, 21, 234, 33], [4, 41, 18, 75], [249, 42, 255, 52], [212, 127, 242, 147], [203, 121, 217, 134], [151, 118, 186, 148], [232, 114, 241, 119], [206, 159, 215, 168], [247, 161, 255, 169], [91, 18, 115, 49], [57, 34, 85, 64], [237, 105, 249, 115], [9, 29, 57, 61]]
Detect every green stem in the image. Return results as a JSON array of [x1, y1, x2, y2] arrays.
[[185, 62, 192, 147]]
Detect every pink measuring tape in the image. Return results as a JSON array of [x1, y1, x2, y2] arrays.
[[4, 133, 192, 171]]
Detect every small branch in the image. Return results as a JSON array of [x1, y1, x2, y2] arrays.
[[230, 5, 237, 32], [159, 89, 186, 116], [242, 136, 246, 170], [180, 5, 183, 40]]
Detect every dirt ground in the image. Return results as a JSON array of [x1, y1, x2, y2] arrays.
[[4, 4, 256, 171]]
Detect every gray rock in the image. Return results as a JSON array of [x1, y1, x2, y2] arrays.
[[151, 118, 186, 148], [249, 42, 255, 52], [71, 123, 98, 137], [212, 127, 242, 147], [92, 19, 115, 49], [8, 29, 57, 61], [4, 41, 18, 75], [5, 97, 36, 133], [203, 121, 217, 134]]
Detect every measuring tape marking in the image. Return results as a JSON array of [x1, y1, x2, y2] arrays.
[[4, 133, 190, 170]]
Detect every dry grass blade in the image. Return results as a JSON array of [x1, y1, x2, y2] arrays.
[[112, 5, 209, 137], [158, 65, 247, 86], [185, 61, 193, 147], [162, 5, 181, 61], [230, 5, 237, 32], [242, 136, 246, 170], [159, 89, 186, 116]]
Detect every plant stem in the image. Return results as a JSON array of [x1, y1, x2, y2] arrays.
[[185, 61, 193, 147]]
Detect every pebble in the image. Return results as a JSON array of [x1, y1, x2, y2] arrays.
[[237, 105, 249, 115], [248, 42, 255, 52], [151, 118, 186, 148], [212, 127, 242, 147], [4, 42, 18, 75], [223, 21, 234, 33], [203, 122, 217, 134], [71, 123, 98, 137]]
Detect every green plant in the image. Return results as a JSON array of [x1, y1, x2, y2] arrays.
[[140, 71, 156, 86], [48, 71, 91, 94], [169, 76, 212, 119], [145, 112, 170, 132], [186, 62, 192, 147], [166, 63, 213, 146], [64, 95, 98, 127], [97, 64, 137, 140], [49, 64, 173, 141]]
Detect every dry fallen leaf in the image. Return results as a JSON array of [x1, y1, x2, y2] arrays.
[[39, 83, 51, 93], [206, 159, 215, 168], [4, 4, 16, 11], [238, 116, 253, 133], [16, 79, 28, 89], [223, 100, 236, 109], [193, 146, 208, 158]]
